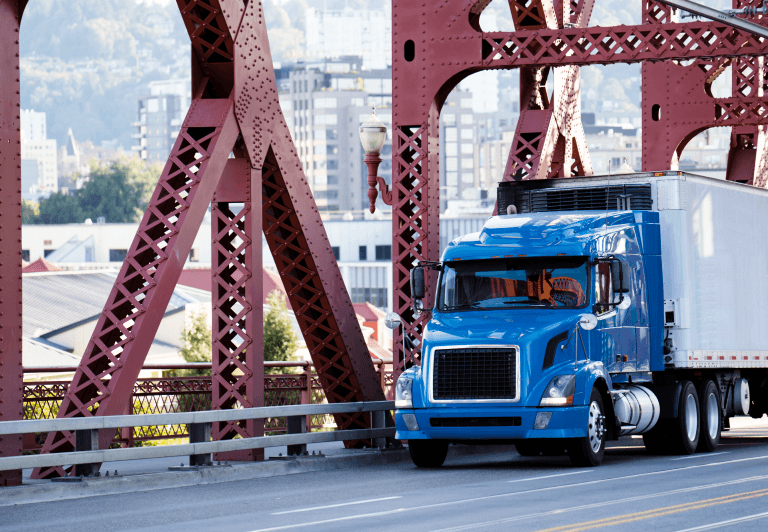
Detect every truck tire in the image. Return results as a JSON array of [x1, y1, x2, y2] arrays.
[[674, 380, 700, 455], [408, 440, 449, 468], [697, 380, 721, 452], [568, 388, 606, 467]]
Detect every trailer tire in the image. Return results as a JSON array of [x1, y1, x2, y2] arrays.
[[674, 380, 700, 455], [697, 380, 721, 452], [408, 440, 449, 468], [568, 388, 606, 467]]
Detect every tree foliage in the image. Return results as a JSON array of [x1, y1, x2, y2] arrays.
[[21, 200, 39, 225], [78, 158, 159, 223], [23, 157, 161, 225], [264, 290, 299, 374], [177, 312, 213, 377]]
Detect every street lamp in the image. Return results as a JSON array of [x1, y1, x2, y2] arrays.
[[359, 108, 391, 213]]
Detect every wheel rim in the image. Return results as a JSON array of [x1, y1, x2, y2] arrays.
[[588, 400, 605, 453], [685, 393, 698, 442], [707, 391, 719, 440]]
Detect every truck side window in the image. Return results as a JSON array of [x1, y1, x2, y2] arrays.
[[594, 262, 613, 314]]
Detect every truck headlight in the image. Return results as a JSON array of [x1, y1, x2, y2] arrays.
[[395, 376, 414, 408], [539, 375, 576, 406]]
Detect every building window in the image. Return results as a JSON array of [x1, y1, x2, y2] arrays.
[[375, 245, 391, 261], [359, 246, 367, 260], [43, 249, 54, 258], [189, 248, 200, 262], [110, 249, 128, 262], [22, 250, 30, 262], [332, 247, 340, 260]]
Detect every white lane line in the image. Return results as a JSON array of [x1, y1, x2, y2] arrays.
[[247, 454, 768, 532], [433, 474, 768, 532], [271, 496, 402, 515], [671, 452, 730, 461], [676, 510, 768, 531], [508, 471, 593, 483]]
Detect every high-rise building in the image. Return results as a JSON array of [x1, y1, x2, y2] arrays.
[[132, 79, 190, 162], [285, 59, 392, 213], [20, 109, 57, 198], [305, 6, 391, 70]]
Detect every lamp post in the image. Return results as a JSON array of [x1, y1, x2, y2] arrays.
[[359, 108, 391, 213]]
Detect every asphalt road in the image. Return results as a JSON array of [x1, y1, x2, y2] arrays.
[[4, 419, 768, 532]]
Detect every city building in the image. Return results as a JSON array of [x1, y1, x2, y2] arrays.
[[20, 109, 58, 199], [132, 78, 190, 162], [284, 59, 392, 212], [305, 6, 391, 70]]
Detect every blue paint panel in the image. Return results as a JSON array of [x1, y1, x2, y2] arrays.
[[643, 253, 665, 371]]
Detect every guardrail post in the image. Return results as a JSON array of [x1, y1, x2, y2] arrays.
[[302, 362, 312, 430], [287, 415, 307, 456], [371, 409, 386, 449], [74, 429, 100, 477], [189, 422, 212, 466]]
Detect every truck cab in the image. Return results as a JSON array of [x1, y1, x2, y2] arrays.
[[395, 180, 666, 467]]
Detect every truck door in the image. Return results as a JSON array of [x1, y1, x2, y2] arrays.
[[595, 259, 637, 373]]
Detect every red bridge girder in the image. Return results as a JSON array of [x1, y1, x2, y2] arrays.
[[31, 0, 384, 479]]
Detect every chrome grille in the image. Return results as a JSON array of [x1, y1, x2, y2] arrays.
[[432, 347, 518, 401]]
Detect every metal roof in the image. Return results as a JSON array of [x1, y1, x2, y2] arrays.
[[22, 338, 81, 368], [23, 270, 210, 338]]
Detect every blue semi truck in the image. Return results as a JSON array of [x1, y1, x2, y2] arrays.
[[394, 171, 764, 467]]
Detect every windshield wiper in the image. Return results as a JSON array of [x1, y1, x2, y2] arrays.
[[503, 300, 551, 306], [442, 302, 483, 311]]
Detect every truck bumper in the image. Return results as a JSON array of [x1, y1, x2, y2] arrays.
[[395, 405, 589, 440]]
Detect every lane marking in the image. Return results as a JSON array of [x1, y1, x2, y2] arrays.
[[432, 474, 768, 532], [676, 510, 768, 531], [271, 496, 402, 515], [534, 488, 768, 532], [671, 452, 729, 461], [248, 453, 768, 532], [508, 471, 593, 483]]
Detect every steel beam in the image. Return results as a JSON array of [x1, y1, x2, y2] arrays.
[[32, 100, 240, 479], [0, 0, 23, 488], [211, 158, 264, 461]]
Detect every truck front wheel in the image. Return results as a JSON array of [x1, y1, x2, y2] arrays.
[[568, 388, 606, 467], [408, 440, 449, 468]]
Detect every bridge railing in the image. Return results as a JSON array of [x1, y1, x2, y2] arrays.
[[0, 400, 396, 474], [22, 361, 394, 452]]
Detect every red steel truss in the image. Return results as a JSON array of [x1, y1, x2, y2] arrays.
[[30, 0, 384, 479], [387, 0, 768, 375]]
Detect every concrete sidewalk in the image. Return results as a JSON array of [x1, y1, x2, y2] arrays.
[[4, 441, 413, 507]]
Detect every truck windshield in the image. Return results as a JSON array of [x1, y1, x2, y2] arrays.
[[437, 257, 589, 311]]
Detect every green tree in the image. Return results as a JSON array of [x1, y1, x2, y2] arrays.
[[77, 157, 161, 223], [37, 192, 84, 224], [177, 312, 212, 377], [264, 290, 299, 374], [21, 199, 39, 224]]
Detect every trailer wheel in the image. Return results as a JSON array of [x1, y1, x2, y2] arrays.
[[697, 380, 721, 452], [408, 440, 449, 468], [674, 380, 700, 455], [568, 388, 606, 467]]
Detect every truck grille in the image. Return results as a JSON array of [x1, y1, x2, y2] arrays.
[[432, 347, 518, 401]]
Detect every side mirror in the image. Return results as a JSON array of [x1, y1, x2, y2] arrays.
[[384, 312, 402, 330], [411, 266, 426, 300], [579, 314, 598, 331], [611, 260, 630, 293]]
